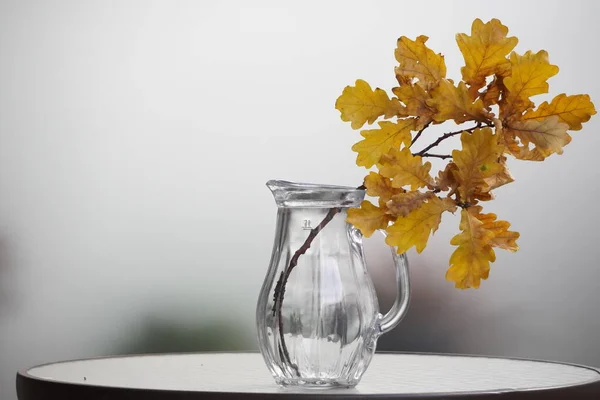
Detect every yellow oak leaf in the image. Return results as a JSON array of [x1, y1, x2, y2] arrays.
[[452, 127, 503, 202], [436, 162, 459, 194], [386, 191, 434, 217], [395, 35, 446, 90], [392, 84, 435, 129], [503, 50, 559, 115], [521, 94, 596, 131], [446, 206, 519, 289], [502, 134, 546, 161], [346, 201, 394, 238], [336, 79, 404, 129], [511, 147, 546, 161], [363, 172, 404, 203], [446, 207, 496, 289], [386, 196, 457, 254], [427, 79, 491, 124], [481, 77, 503, 108], [378, 147, 435, 190], [483, 155, 514, 191], [472, 190, 494, 202], [477, 212, 520, 252], [352, 118, 416, 168], [504, 116, 571, 158], [456, 18, 518, 91]]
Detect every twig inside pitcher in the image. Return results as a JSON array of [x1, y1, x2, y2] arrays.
[[272, 207, 341, 376], [272, 184, 367, 375]]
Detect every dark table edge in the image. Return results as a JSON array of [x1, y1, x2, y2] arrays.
[[16, 351, 600, 400]]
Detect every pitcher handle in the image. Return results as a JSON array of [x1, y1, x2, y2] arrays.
[[377, 229, 411, 335]]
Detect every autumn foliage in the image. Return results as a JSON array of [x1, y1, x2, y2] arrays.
[[335, 19, 596, 289]]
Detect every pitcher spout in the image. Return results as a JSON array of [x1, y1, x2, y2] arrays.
[[266, 180, 365, 208]]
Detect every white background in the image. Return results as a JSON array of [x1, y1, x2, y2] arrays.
[[1, 1, 599, 398]]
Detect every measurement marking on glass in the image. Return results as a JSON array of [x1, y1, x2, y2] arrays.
[[302, 219, 312, 230]]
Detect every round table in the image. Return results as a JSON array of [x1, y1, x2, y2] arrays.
[[16, 352, 600, 399]]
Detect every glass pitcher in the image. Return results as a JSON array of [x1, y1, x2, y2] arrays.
[[256, 180, 410, 388]]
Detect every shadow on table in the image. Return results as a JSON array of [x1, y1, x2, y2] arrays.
[[113, 316, 256, 355]]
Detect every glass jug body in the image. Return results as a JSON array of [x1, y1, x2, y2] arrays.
[[256, 181, 410, 388]]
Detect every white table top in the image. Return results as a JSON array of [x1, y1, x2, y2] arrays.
[[17, 352, 600, 399]]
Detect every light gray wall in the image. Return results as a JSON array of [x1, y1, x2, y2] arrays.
[[1, 1, 599, 398]]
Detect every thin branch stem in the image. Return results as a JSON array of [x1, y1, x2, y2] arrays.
[[456, 201, 471, 209], [273, 206, 342, 377], [413, 122, 484, 156], [409, 121, 431, 148], [420, 153, 453, 159]]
